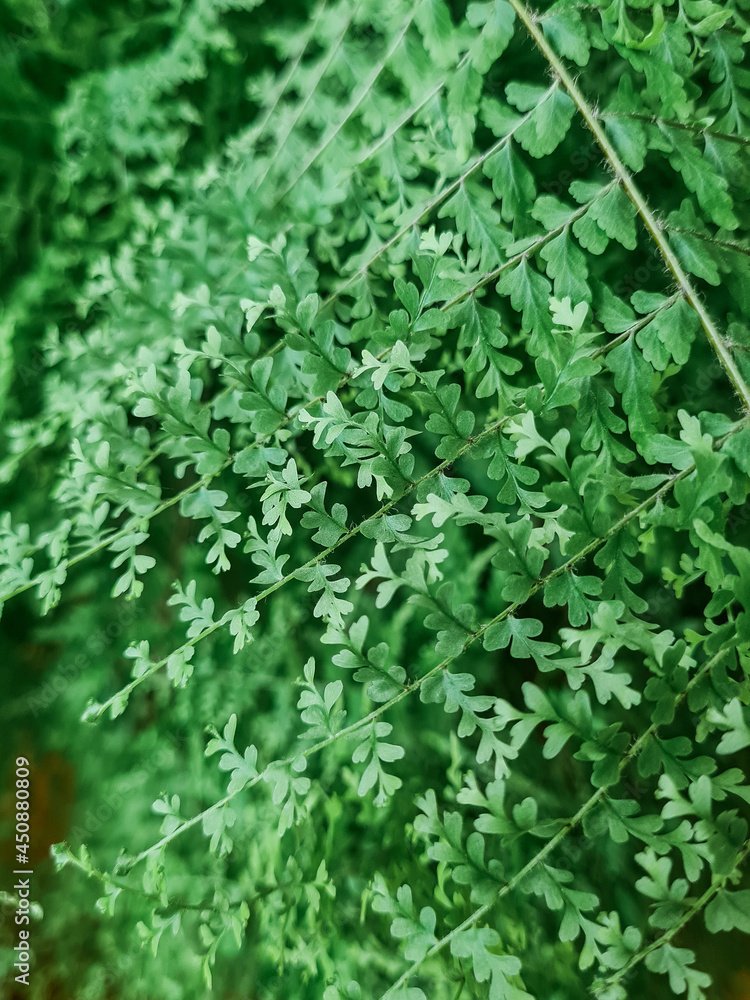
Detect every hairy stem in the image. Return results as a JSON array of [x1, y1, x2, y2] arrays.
[[507, 0, 750, 412]]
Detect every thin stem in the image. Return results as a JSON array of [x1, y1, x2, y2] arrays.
[[326, 80, 561, 307], [62, 847, 270, 914], [254, 1, 358, 190], [591, 292, 682, 358], [598, 836, 750, 991], [355, 55, 470, 168], [273, 11, 416, 204], [601, 110, 750, 148], [442, 182, 616, 312], [251, 0, 330, 143], [665, 225, 750, 260]]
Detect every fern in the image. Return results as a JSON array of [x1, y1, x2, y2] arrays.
[[3, 0, 750, 997]]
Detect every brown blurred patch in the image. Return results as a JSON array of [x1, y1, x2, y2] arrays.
[[723, 970, 750, 1000], [17, 640, 64, 674], [0, 751, 75, 867]]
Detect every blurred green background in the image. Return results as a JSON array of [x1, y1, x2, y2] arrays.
[[1, 2, 313, 996]]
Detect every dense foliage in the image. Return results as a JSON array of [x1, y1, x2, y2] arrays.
[[2, 0, 750, 997]]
